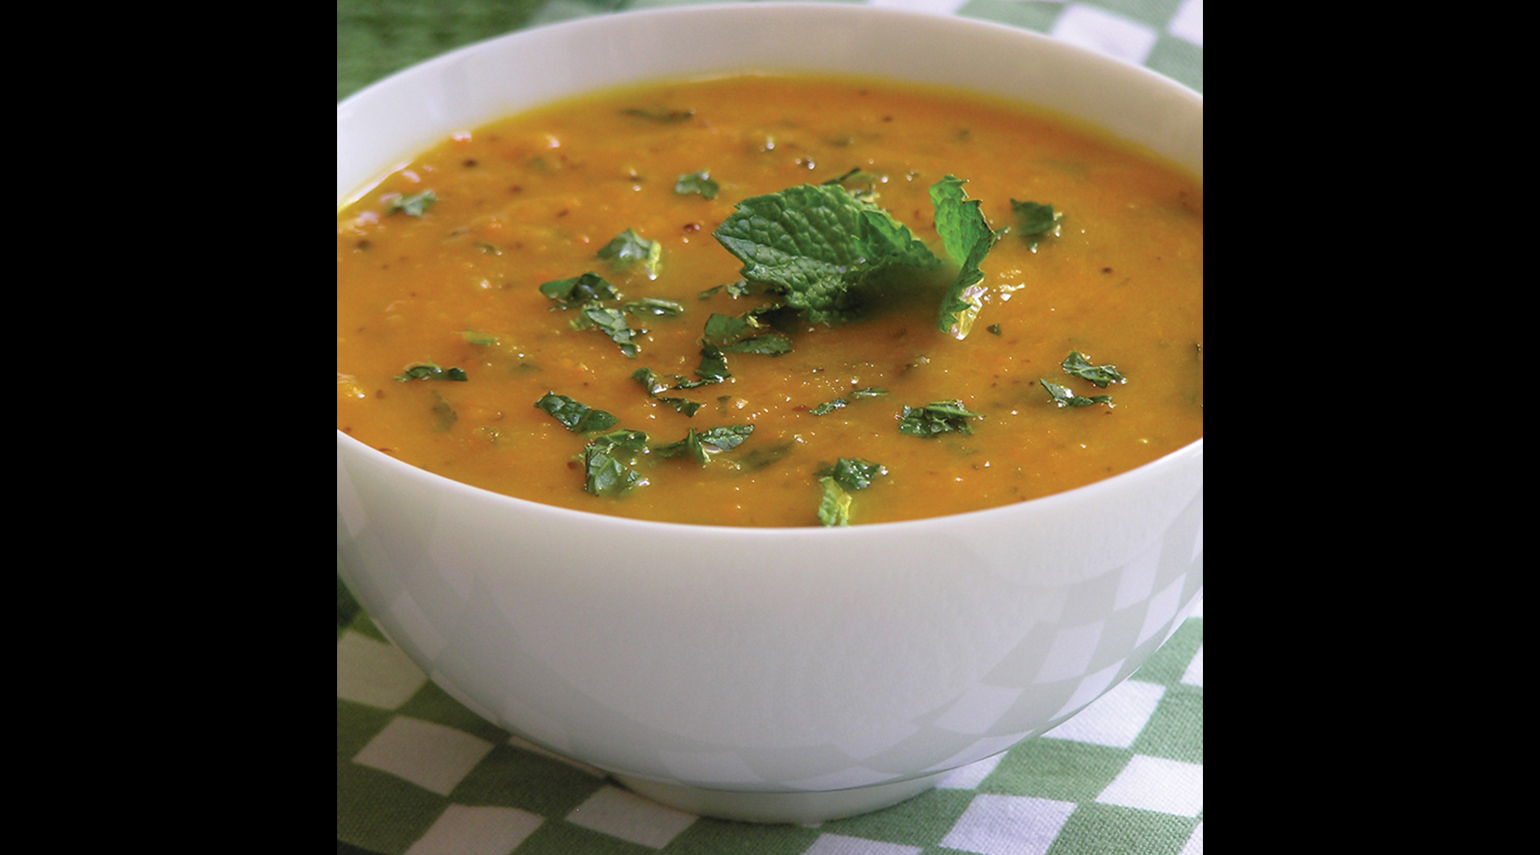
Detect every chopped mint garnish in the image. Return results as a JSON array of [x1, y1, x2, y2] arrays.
[[385, 190, 436, 217], [931, 175, 1000, 337], [625, 297, 686, 318], [689, 345, 730, 385], [817, 476, 852, 527], [702, 312, 762, 346], [898, 400, 983, 437], [818, 458, 886, 491], [570, 305, 640, 358], [630, 368, 703, 417], [395, 361, 467, 382], [675, 170, 719, 199], [655, 425, 755, 465], [809, 387, 889, 416], [722, 335, 792, 355], [534, 392, 620, 433], [582, 429, 650, 497], [1039, 379, 1114, 408], [540, 272, 620, 307], [1010, 200, 1059, 250], [597, 228, 662, 279], [1060, 351, 1126, 388]]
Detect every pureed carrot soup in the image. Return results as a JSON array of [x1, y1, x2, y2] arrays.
[[336, 74, 1202, 527]]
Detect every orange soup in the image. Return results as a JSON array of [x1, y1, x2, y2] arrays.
[[336, 75, 1202, 527]]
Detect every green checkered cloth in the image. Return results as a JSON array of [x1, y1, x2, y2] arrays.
[[337, 2, 1203, 853]]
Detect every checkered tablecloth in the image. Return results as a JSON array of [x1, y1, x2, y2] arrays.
[[337, 3, 1203, 853]]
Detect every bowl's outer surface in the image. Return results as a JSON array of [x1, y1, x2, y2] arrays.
[[337, 3, 1202, 797]]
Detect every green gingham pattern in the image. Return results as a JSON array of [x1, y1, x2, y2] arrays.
[[337, 2, 1202, 852]]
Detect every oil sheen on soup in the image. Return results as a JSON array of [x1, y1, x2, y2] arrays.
[[336, 74, 1203, 527]]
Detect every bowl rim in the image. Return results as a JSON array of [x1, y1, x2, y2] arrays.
[[337, 2, 1203, 536]]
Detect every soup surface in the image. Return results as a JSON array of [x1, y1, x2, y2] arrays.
[[336, 75, 1202, 527]]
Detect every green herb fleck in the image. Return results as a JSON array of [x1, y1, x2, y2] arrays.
[[540, 272, 620, 307], [597, 228, 662, 279], [1010, 200, 1059, 250], [1039, 379, 1114, 409], [583, 443, 644, 497], [534, 392, 621, 433], [570, 305, 640, 358], [675, 170, 719, 199], [703, 312, 762, 346], [685, 345, 730, 385], [818, 458, 886, 491], [722, 334, 793, 355], [461, 330, 499, 346], [1060, 351, 1126, 388], [656, 425, 755, 465], [809, 387, 889, 416], [385, 190, 437, 217], [630, 368, 703, 417], [931, 175, 1000, 337], [625, 297, 686, 318], [817, 476, 852, 527], [395, 361, 467, 382], [739, 442, 795, 472], [898, 400, 983, 437]]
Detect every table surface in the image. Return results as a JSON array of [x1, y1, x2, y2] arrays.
[[337, 3, 1203, 853]]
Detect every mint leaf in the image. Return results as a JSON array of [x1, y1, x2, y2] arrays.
[[630, 367, 672, 396], [582, 433, 647, 497], [625, 297, 685, 318], [534, 392, 620, 433], [809, 387, 888, 416], [1010, 200, 1059, 250], [722, 334, 792, 355], [1060, 351, 1125, 388], [712, 184, 939, 324], [597, 228, 662, 279], [698, 280, 755, 300], [540, 272, 620, 307], [675, 170, 719, 199], [630, 368, 703, 417], [385, 190, 436, 217], [930, 176, 1000, 337], [656, 425, 754, 465], [702, 312, 763, 346], [688, 345, 730, 385], [570, 305, 640, 358], [898, 400, 983, 437], [817, 476, 852, 527], [1039, 379, 1113, 409], [395, 361, 467, 382], [818, 458, 886, 491]]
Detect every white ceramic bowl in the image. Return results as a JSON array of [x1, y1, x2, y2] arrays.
[[337, 3, 1202, 823]]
